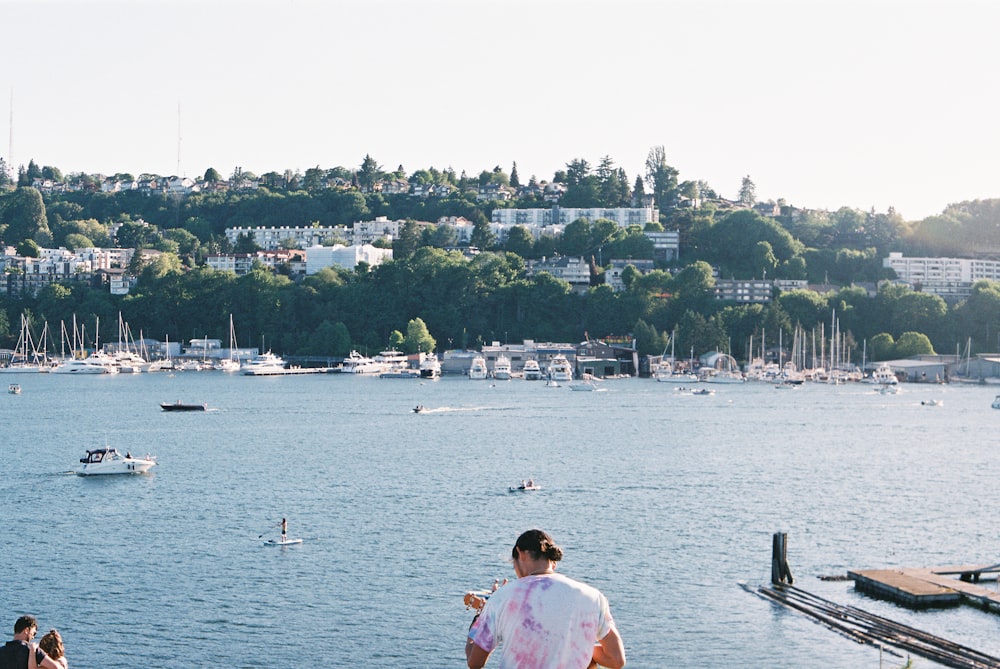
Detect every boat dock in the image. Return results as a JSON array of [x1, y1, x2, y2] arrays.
[[849, 564, 1000, 612]]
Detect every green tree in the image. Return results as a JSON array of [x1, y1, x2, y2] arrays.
[[894, 331, 935, 357], [505, 225, 534, 258], [404, 317, 436, 353], [645, 146, 679, 210], [358, 154, 382, 192], [204, 167, 221, 182], [1, 187, 49, 245], [869, 332, 895, 361]]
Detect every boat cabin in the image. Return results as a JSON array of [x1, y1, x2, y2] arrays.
[[80, 448, 119, 464]]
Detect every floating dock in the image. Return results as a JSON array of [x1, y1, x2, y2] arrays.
[[849, 564, 1000, 612]]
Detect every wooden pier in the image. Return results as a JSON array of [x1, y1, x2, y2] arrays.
[[849, 565, 1000, 612]]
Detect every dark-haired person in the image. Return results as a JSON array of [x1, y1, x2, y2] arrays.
[[466, 529, 626, 669], [0, 616, 62, 669]]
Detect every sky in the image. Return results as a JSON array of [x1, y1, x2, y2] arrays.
[[4, 0, 999, 221]]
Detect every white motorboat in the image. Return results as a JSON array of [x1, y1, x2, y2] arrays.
[[870, 362, 898, 385], [509, 480, 540, 492], [77, 447, 156, 476], [240, 351, 287, 376], [522, 359, 543, 381], [547, 354, 573, 382], [570, 380, 606, 392], [993, 395, 1000, 409], [9, 383, 21, 394], [51, 354, 119, 375], [492, 354, 512, 380], [419, 354, 441, 379], [339, 350, 383, 374], [469, 356, 488, 380]]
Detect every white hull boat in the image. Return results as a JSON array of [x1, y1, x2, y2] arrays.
[[469, 356, 488, 380], [547, 355, 573, 382], [522, 359, 543, 380], [77, 447, 156, 476]]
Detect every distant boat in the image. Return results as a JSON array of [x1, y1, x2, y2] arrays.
[[419, 354, 441, 379], [992, 395, 1000, 409], [160, 400, 207, 412], [469, 356, 488, 380], [240, 351, 287, 376], [492, 354, 512, 380], [547, 355, 573, 382], [522, 359, 543, 381], [339, 350, 382, 374], [870, 362, 898, 386], [8, 383, 21, 394], [509, 480, 540, 492]]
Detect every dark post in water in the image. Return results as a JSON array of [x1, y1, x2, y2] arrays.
[[771, 532, 793, 585]]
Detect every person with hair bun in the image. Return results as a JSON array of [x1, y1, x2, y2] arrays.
[[37, 630, 67, 669], [466, 529, 626, 669]]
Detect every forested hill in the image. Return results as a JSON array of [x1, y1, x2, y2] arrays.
[[1, 159, 1000, 364]]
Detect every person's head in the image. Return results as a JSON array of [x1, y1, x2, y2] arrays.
[[38, 630, 66, 660], [13, 616, 37, 639], [39, 630, 64, 660], [511, 529, 564, 572]]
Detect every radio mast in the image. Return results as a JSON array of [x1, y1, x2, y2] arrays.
[[176, 101, 182, 176]]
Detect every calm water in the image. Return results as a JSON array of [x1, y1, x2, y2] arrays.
[[4, 372, 1000, 668]]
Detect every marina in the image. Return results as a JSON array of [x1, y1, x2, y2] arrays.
[[6, 374, 1000, 667]]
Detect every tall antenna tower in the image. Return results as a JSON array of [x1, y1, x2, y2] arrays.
[[176, 101, 182, 176], [7, 88, 12, 178]]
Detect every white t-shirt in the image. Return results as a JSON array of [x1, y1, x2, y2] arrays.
[[469, 573, 616, 669]]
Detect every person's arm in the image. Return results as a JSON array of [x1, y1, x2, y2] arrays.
[[466, 635, 490, 669], [38, 653, 63, 669], [591, 626, 626, 669]]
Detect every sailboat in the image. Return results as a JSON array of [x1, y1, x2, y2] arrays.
[[214, 315, 242, 372], [0, 315, 46, 373]]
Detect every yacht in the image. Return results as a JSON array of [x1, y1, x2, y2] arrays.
[[522, 359, 543, 381], [51, 353, 119, 375], [547, 355, 573, 382], [339, 350, 383, 374], [492, 354, 512, 380], [870, 362, 898, 385], [419, 354, 441, 379], [374, 349, 409, 374], [77, 447, 157, 476], [469, 356, 488, 380], [240, 351, 287, 376]]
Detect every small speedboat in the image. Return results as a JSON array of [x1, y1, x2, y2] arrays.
[[412, 405, 426, 413], [160, 400, 207, 412], [921, 399, 943, 406], [691, 388, 715, 395], [509, 481, 541, 493], [8, 383, 21, 394], [77, 447, 156, 476]]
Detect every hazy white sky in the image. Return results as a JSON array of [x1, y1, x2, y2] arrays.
[[4, 0, 998, 220]]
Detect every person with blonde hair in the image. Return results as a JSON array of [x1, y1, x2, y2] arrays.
[[37, 630, 67, 669], [466, 529, 626, 669]]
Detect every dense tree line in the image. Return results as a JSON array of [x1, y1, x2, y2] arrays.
[[2, 151, 1000, 363]]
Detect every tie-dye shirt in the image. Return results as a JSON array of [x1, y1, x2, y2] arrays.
[[468, 573, 616, 669]]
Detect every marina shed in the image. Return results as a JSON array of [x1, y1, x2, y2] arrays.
[[869, 357, 949, 383]]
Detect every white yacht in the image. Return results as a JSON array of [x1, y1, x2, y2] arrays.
[[870, 362, 898, 385], [419, 354, 441, 379], [51, 353, 119, 375], [339, 350, 383, 374], [492, 354, 512, 380], [240, 351, 287, 376], [77, 447, 156, 476], [522, 359, 543, 381], [547, 355, 573, 382], [469, 356, 488, 380]]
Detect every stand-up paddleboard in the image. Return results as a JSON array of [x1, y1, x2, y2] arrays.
[[264, 537, 303, 546]]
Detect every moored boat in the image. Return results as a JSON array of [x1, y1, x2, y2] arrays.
[[469, 356, 488, 380], [547, 354, 573, 382], [492, 354, 512, 380], [522, 359, 543, 381], [419, 354, 441, 379]]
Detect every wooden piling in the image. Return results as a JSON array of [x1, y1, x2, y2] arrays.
[[771, 531, 793, 584]]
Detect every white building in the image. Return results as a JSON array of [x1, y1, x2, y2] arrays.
[[526, 256, 591, 293], [305, 244, 393, 274], [492, 206, 658, 229], [883, 252, 1000, 301], [225, 225, 349, 251]]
